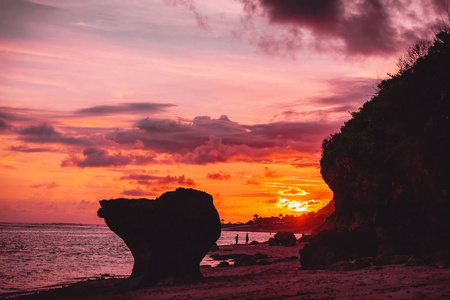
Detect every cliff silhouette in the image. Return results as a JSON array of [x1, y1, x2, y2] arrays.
[[301, 29, 450, 268]]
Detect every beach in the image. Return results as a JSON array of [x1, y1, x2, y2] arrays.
[[7, 242, 450, 300]]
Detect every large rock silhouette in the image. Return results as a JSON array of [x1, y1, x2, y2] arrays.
[[300, 30, 450, 268], [97, 188, 221, 287]]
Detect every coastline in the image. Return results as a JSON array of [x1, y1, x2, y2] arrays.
[[5, 242, 450, 299], [221, 224, 313, 235]]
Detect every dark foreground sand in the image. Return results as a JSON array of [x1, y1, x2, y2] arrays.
[[5, 243, 450, 299]]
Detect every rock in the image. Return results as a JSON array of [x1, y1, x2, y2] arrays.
[[234, 256, 256, 267], [299, 228, 379, 269], [274, 232, 296, 246], [249, 240, 260, 245], [433, 260, 450, 269], [353, 257, 374, 269], [210, 253, 246, 260], [253, 253, 269, 260], [273, 256, 298, 263], [210, 243, 219, 252], [425, 251, 450, 264], [375, 254, 410, 266], [216, 261, 230, 268], [411, 291, 427, 299], [405, 256, 425, 266], [268, 237, 278, 246], [325, 261, 356, 271], [97, 188, 221, 286], [298, 234, 311, 243]]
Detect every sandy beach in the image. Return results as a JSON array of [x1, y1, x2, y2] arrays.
[[6, 242, 450, 300]]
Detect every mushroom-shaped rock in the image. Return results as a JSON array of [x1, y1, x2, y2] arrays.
[[97, 188, 221, 287]]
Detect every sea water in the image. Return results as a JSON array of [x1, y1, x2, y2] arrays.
[[0, 223, 289, 295]]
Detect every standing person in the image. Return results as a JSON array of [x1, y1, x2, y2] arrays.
[[235, 234, 239, 244], [246, 233, 249, 244]]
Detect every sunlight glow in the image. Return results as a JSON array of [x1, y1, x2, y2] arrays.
[[277, 197, 308, 212]]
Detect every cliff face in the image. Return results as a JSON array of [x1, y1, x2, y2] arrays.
[[303, 30, 450, 267]]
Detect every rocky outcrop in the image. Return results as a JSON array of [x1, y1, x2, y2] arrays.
[[274, 232, 296, 246], [97, 188, 221, 287], [300, 30, 450, 269]]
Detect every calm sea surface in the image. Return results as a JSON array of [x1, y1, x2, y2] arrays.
[[0, 223, 295, 296]]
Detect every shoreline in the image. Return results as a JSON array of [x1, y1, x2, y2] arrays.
[[4, 243, 450, 299]]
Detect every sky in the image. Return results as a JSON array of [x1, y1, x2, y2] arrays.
[[0, 0, 448, 224]]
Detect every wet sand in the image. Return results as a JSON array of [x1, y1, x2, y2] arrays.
[[6, 243, 450, 299]]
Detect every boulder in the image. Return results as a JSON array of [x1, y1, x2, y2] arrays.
[[217, 261, 230, 268], [210, 243, 219, 252], [233, 256, 256, 267], [97, 188, 221, 287], [325, 261, 356, 272], [274, 232, 296, 246], [298, 234, 311, 243], [299, 228, 379, 269], [268, 237, 278, 246]]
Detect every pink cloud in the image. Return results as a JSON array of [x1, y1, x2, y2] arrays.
[[206, 171, 232, 180], [18, 123, 92, 146], [4, 107, 338, 168], [76, 102, 175, 116], [120, 173, 196, 187], [61, 147, 134, 168], [238, 0, 444, 56], [121, 187, 156, 197], [31, 181, 59, 189]]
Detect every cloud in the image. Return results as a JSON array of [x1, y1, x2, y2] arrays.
[[316, 77, 377, 106], [120, 173, 196, 187], [0, 107, 42, 122], [266, 197, 278, 204], [137, 118, 189, 133], [277, 186, 308, 196], [206, 171, 232, 180], [180, 136, 245, 164], [61, 147, 135, 168], [121, 187, 156, 197], [239, 0, 445, 56], [18, 123, 92, 146], [76, 102, 176, 116], [163, 0, 209, 28], [0, 0, 59, 39], [9, 145, 54, 153], [7, 109, 336, 168], [0, 119, 10, 130], [246, 179, 261, 185], [263, 167, 284, 179], [31, 181, 59, 189], [109, 115, 337, 160]]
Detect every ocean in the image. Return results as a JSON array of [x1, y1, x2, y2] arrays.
[[0, 223, 297, 296]]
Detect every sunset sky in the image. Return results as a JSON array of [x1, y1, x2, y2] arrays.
[[0, 0, 447, 224]]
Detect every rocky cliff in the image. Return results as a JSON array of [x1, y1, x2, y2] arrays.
[[301, 29, 450, 268], [97, 188, 221, 287]]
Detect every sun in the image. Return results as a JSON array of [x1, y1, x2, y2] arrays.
[[277, 197, 308, 212]]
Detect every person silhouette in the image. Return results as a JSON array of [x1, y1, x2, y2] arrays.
[[246, 233, 249, 244], [235, 234, 239, 244]]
